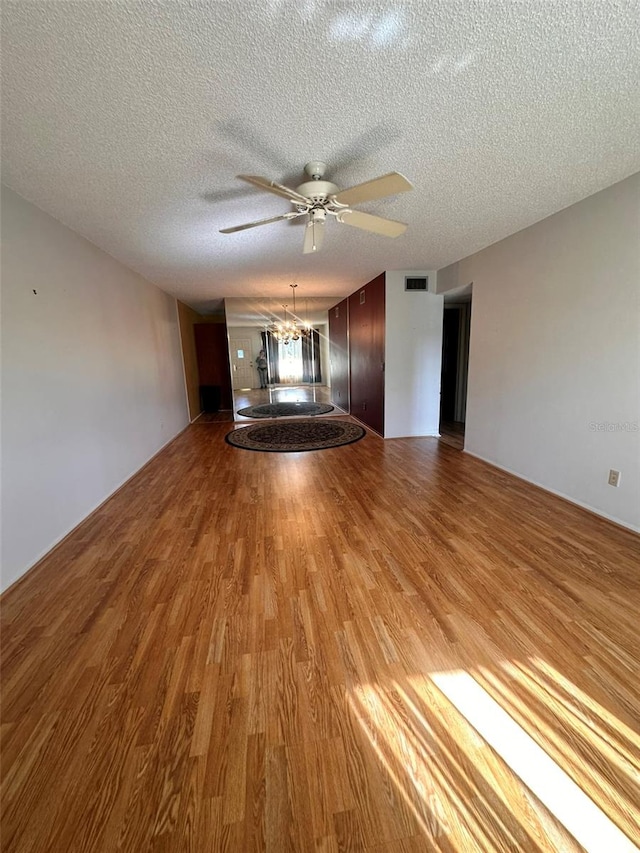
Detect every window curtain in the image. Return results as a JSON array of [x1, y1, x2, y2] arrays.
[[277, 338, 303, 383], [302, 330, 322, 383], [261, 330, 280, 383]]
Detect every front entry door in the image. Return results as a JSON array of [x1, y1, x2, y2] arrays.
[[229, 336, 256, 390]]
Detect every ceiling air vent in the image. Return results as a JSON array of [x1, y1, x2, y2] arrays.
[[405, 276, 428, 291]]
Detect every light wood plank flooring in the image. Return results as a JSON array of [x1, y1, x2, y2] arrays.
[[1, 424, 639, 852], [198, 385, 344, 424], [438, 421, 465, 451], [230, 384, 345, 421]]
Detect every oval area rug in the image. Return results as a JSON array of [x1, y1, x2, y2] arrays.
[[236, 402, 334, 419], [225, 418, 365, 452]]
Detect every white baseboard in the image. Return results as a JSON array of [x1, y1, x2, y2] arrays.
[[1, 424, 190, 596], [463, 448, 639, 534]]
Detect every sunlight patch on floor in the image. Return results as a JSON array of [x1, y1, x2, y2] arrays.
[[479, 658, 640, 788], [525, 656, 640, 749], [348, 683, 458, 847], [428, 670, 637, 853]]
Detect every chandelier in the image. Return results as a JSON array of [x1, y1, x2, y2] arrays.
[[269, 284, 312, 345]]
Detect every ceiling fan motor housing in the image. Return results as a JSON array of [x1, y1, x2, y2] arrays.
[[295, 180, 339, 203]]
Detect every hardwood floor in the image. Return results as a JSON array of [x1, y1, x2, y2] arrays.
[[1, 424, 639, 852], [230, 384, 345, 421], [438, 421, 465, 451], [195, 385, 343, 424]]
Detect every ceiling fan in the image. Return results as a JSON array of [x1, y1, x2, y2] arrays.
[[219, 161, 413, 254]]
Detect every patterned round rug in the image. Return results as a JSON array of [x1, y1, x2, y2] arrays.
[[236, 402, 334, 419], [225, 418, 365, 452]]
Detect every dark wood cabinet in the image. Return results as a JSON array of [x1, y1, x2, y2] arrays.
[[330, 270, 443, 439], [348, 273, 386, 435]]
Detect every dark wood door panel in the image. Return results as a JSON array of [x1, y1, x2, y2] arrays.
[[349, 273, 385, 434], [194, 323, 233, 410]]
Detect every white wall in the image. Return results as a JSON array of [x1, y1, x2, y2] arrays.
[[385, 271, 443, 438], [438, 174, 640, 530], [1, 187, 189, 591]]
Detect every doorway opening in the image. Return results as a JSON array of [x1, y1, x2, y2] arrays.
[[439, 284, 472, 450]]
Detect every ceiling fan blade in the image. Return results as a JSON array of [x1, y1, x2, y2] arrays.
[[237, 175, 311, 205], [338, 210, 407, 238], [333, 172, 413, 207], [303, 218, 325, 254], [219, 211, 304, 234]]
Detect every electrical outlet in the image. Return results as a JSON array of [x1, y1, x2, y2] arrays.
[[608, 469, 621, 487]]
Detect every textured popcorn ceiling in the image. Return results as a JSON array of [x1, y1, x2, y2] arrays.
[[2, 1, 639, 312]]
